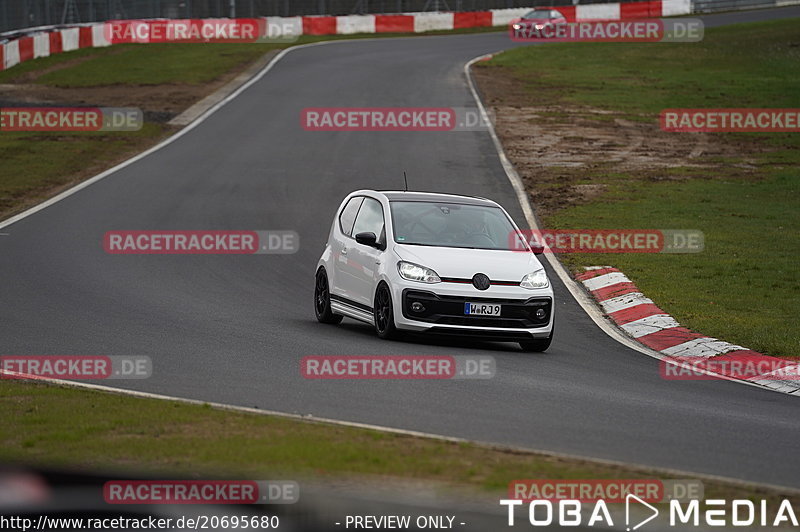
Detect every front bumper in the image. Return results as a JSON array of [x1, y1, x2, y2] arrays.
[[394, 286, 553, 340]]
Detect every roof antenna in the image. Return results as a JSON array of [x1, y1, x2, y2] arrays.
[[403, 171, 409, 192]]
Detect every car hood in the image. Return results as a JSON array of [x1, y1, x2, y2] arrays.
[[393, 244, 544, 281]]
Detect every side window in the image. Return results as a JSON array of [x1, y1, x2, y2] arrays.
[[338, 197, 364, 237], [351, 198, 385, 240]]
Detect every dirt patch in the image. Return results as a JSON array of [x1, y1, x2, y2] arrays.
[[473, 64, 766, 218], [0, 48, 279, 222], [0, 83, 211, 119], [11, 48, 126, 84], [0, 49, 278, 120]]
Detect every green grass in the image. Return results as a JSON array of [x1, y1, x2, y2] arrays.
[[488, 18, 800, 113], [0, 43, 287, 86], [0, 26, 503, 220], [0, 27, 504, 88], [0, 125, 169, 216], [552, 172, 799, 357], [1, 380, 793, 504], [0, 41, 290, 217], [0, 381, 645, 486], [0, 45, 116, 84], [484, 18, 800, 357], [0, 19, 798, 490], [34, 43, 285, 87]]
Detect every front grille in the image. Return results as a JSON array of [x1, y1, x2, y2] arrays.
[[402, 290, 551, 329], [427, 327, 536, 341]]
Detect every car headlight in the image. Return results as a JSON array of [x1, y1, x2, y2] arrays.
[[512, 23, 522, 30], [398, 261, 441, 284], [520, 269, 549, 289]]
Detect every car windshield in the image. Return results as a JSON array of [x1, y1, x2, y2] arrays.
[[390, 200, 518, 250], [523, 9, 553, 19]]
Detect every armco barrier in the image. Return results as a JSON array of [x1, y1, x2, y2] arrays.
[[302, 16, 336, 35], [576, 3, 621, 18], [375, 15, 415, 32], [454, 12, 494, 28], [0, 1, 692, 73], [336, 15, 376, 34], [662, 0, 693, 14], [413, 12, 455, 32], [489, 7, 533, 25]]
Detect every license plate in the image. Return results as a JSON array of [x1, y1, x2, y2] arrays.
[[464, 303, 501, 316]]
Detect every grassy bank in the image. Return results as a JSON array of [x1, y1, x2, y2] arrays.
[[0, 42, 290, 219], [0, 42, 282, 86], [0, 27, 505, 221], [478, 18, 799, 357], [1, 380, 792, 504]]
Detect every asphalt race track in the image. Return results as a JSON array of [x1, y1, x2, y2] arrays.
[[1, 7, 799, 488]]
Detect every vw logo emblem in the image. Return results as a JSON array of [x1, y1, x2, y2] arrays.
[[472, 273, 490, 291]]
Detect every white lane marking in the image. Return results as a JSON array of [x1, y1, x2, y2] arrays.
[[748, 378, 800, 394], [757, 363, 800, 379], [662, 338, 746, 358], [0, 32, 474, 231], [464, 53, 780, 394], [750, 363, 800, 392], [0, 34, 792, 449], [621, 314, 681, 339], [600, 292, 653, 314], [0, 40, 699, 462], [751, 381, 800, 394], [464, 55, 670, 358], [0, 40, 334, 231], [4, 369, 800, 494], [582, 271, 631, 292]]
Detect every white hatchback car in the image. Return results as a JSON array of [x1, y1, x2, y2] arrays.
[[314, 190, 555, 351]]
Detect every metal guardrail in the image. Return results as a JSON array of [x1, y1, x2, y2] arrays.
[[0, 0, 622, 33], [1, 0, 795, 34]]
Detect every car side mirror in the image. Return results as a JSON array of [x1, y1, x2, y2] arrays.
[[355, 232, 378, 248]]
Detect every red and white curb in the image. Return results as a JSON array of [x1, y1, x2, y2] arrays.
[[0, 0, 693, 73], [577, 266, 800, 394]]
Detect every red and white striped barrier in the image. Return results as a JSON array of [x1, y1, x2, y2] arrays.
[[1, 0, 692, 72], [298, 8, 530, 34], [577, 266, 800, 393]]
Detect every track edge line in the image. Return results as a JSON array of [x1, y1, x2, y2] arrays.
[[462, 53, 792, 397], [8, 372, 800, 497]]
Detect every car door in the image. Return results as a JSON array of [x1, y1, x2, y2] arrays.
[[330, 196, 363, 302], [349, 197, 386, 308]]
